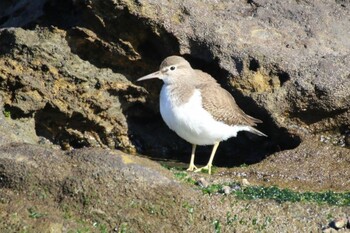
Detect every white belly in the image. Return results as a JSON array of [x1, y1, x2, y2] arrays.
[[159, 85, 248, 145]]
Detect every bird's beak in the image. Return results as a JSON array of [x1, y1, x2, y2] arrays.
[[137, 71, 162, 81]]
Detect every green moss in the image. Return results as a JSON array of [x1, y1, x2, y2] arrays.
[[174, 171, 188, 180], [160, 163, 175, 170], [93, 222, 108, 233], [60, 204, 73, 219], [19, 230, 30, 233], [173, 171, 196, 185], [182, 201, 194, 214], [67, 227, 90, 233], [213, 219, 221, 233], [262, 216, 272, 230], [182, 201, 194, 223], [167, 164, 350, 206], [28, 207, 46, 219], [226, 212, 238, 225], [202, 184, 223, 195], [234, 186, 350, 206], [198, 180, 349, 206], [3, 110, 11, 118], [118, 222, 128, 233], [326, 213, 334, 220]]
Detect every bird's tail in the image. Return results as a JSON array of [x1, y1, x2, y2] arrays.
[[248, 126, 267, 137]]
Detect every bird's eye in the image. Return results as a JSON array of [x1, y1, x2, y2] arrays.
[[170, 66, 176, 71]]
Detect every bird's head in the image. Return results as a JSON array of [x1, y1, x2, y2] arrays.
[[137, 56, 193, 84]]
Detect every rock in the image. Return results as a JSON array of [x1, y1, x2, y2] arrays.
[[229, 138, 350, 191], [345, 131, 350, 147], [0, 0, 349, 161], [0, 104, 40, 146], [242, 178, 250, 187], [111, 0, 350, 146], [197, 177, 209, 188], [0, 27, 147, 151], [322, 226, 338, 233], [324, 217, 350, 232], [230, 184, 242, 191], [222, 185, 231, 195], [0, 143, 196, 232], [330, 217, 348, 230]]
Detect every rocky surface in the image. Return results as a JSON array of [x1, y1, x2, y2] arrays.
[[0, 142, 349, 232], [188, 138, 350, 192], [0, 27, 147, 151], [0, 143, 192, 232], [0, 0, 349, 232], [0, 0, 349, 156]]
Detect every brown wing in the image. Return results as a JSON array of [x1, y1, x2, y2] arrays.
[[199, 83, 262, 127]]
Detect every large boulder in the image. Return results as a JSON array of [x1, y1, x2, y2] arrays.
[[1, 0, 349, 159], [0, 143, 199, 232], [0, 27, 146, 151]]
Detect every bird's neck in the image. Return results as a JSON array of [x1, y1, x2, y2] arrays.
[[161, 83, 196, 106]]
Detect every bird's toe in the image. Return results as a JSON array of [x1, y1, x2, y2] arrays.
[[187, 165, 198, 171], [194, 165, 211, 174]]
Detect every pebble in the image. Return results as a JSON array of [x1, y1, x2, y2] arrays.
[[320, 133, 347, 148], [332, 217, 348, 229], [324, 216, 350, 232], [197, 177, 209, 188], [345, 132, 350, 147], [322, 226, 338, 233], [242, 178, 250, 187], [230, 184, 241, 191], [222, 185, 231, 195]]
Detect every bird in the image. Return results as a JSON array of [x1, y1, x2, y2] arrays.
[[137, 55, 267, 174]]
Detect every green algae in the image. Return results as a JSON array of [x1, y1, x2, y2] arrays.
[[3, 110, 11, 118], [28, 207, 46, 219], [235, 186, 350, 206], [202, 183, 350, 206], [166, 166, 350, 207]]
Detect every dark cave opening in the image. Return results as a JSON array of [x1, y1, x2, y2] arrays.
[[129, 52, 301, 166]]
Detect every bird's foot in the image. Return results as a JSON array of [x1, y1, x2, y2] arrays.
[[186, 164, 198, 172], [194, 164, 212, 175]]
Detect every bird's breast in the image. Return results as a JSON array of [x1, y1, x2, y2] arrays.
[[159, 85, 238, 145], [159, 85, 188, 131], [160, 85, 203, 133]]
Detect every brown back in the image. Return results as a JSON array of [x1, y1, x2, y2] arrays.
[[198, 82, 262, 127]]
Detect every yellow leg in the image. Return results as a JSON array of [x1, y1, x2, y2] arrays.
[[187, 144, 198, 171], [195, 142, 220, 175]]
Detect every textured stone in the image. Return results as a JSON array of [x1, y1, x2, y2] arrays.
[[0, 27, 147, 150], [0, 2, 349, 231], [1, 0, 349, 157]]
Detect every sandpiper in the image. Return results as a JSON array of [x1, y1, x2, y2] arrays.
[[138, 56, 266, 174]]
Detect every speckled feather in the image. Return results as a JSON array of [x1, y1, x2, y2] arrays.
[[198, 82, 262, 127], [182, 69, 262, 127]]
